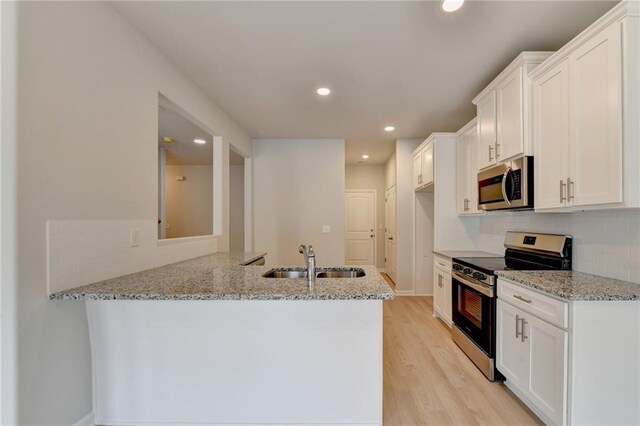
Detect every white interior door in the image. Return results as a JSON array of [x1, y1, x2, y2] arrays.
[[345, 191, 376, 265]]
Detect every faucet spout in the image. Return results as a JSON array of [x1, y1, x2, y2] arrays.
[[299, 244, 315, 290]]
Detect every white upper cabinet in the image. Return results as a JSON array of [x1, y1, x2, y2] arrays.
[[473, 52, 553, 170], [497, 67, 524, 160], [531, 2, 639, 210], [456, 118, 482, 215], [533, 60, 570, 210], [421, 143, 434, 186], [413, 152, 422, 189], [569, 22, 622, 207], [477, 91, 497, 169], [413, 139, 434, 191]]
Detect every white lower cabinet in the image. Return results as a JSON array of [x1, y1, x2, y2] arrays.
[[433, 256, 452, 327], [497, 299, 567, 425], [497, 277, 640, 425]]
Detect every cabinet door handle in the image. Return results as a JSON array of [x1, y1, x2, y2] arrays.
[[495, 142, 501, 159], [513, 294, 532, 304], [521, 318, 528, 342], [488, 145, 494, 162], [515, 314, 522, 339], [560, 180, 566, 203], [567, 177, 574, 201]]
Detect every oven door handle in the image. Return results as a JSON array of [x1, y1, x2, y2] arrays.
[[452, 271, 494, 297], [501, 166, 512, 206]]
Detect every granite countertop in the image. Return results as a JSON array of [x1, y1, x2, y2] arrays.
[[433, 250, 501, 260], [496, 270, 640, 301], [49, 252, 395, 301]]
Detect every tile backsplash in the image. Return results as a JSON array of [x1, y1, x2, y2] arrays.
[[474, 210, 640, 284], [47, 220, 218, 294]]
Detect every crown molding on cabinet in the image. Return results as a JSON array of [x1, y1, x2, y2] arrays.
[[530, 0, 639, 80], [472, 52, 554, 105], [456, 117, 477, 136]]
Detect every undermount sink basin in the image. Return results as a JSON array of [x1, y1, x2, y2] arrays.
[[262, 267, 366, 279], [315, 269, 366, 278], [262, 269, 309, 279]]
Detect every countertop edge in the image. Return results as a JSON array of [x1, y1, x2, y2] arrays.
[[496, 271, 640, 302]]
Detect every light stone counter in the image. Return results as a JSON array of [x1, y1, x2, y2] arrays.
[[57, 251, 392, 424], [496, 270, 640, 301], [433, 250, 500, 259], [49, 251, 395, 301]]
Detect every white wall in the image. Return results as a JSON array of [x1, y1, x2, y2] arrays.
[[395, 139, 421, 292], [345, 165, 386, 268], [385, 152, 396, 190], [253, 139, 345, 266], [473, 210, 640, 284], [415, 191, 435, 295], [229, 165, 245, 252], [2, 2, 251, 424], [165, 165, 213, 238]]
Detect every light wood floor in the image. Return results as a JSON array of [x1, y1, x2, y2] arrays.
[[383, 296, 543, 426]]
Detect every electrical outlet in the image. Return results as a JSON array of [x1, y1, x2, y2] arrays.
[[322, 225, 331, 233]]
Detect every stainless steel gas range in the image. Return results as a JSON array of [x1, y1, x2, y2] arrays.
[[451, 232, 572, 381]]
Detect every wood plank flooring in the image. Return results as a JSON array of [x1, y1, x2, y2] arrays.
[[383, 296, 542, 426]]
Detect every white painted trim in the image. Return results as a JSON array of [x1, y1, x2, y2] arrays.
[[73, 412, 95, 426], [530, 1, 638, 80], [345, 190, 377, 267], [456, 116, 477, 136], [472, 52, 554, 105], [156, 234, 216, 247], [243, 157, 253, 252], [394, 290, 415, 296]]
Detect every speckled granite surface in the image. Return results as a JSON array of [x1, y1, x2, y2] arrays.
[[433, 250, 501, 260], [497, 270, 640, 301], [49, 252, 395, 301]]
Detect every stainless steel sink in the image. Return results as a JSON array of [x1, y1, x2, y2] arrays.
[[262, 269, 308, 278], [262, 267, 365, 279], [316, 268, 366, 278]]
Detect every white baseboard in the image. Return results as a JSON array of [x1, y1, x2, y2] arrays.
[[74, 412, 95, 426], [394, 290, 415, 296], [414, 293, 433, 296]]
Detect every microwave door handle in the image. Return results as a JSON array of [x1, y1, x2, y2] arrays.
[[501, 166, 512, 206]]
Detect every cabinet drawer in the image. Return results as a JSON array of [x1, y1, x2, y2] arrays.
[[434, 256, 452, 271], [498, 278, 568, 329]]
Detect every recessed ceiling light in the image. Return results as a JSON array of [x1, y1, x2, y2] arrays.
[[384, 126, 395, 132], [442, 0, 464, 13], [193, 138, 206, 144], [362, 154, 370, 159], [317, 87, 331, 96]]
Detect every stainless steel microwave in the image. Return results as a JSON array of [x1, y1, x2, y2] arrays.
[[477, 156, 533, 211]]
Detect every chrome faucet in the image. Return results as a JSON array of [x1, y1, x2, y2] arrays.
[[298, 244, 316, 289]]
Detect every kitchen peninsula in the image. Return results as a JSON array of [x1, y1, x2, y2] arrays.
[[51, 252, 394, 426]]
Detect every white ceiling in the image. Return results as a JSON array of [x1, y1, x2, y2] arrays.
[[118, 1, 617, 165]]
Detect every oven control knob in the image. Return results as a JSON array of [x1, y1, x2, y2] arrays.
[[473, 272, 487, 281], [453, 264, 463, 271], [463, 268, 472, 275]]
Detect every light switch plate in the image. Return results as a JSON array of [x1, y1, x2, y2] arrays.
[[129, 229, 140, 247], [322, 225, 331, 233]]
